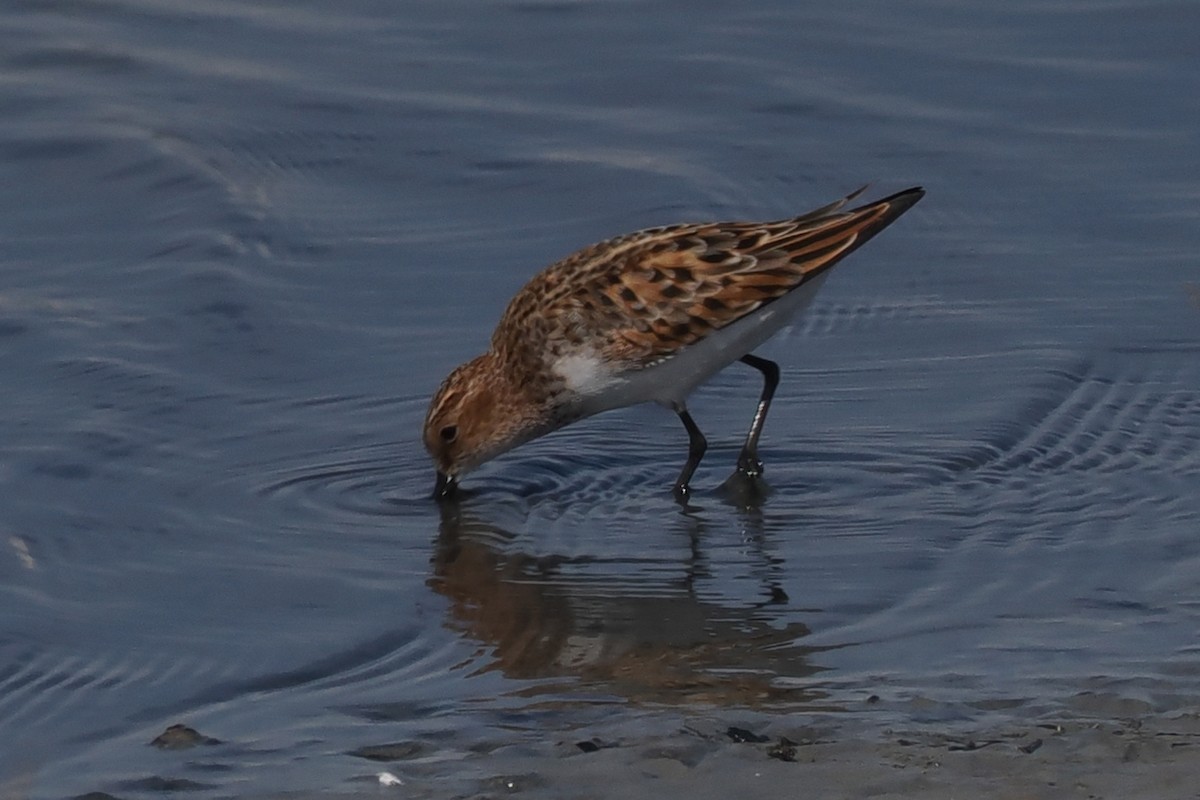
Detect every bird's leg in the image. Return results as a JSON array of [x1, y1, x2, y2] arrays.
[[736, 354, 780, 476], [672, 406, 708, 500]]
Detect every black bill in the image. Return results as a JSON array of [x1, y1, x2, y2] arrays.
[[433, 471, 457, 500]]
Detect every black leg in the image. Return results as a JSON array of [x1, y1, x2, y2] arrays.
[[673, 406, 707, 499], [737, 354, 780, 476]]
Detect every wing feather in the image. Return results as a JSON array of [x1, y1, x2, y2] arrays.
[[494, 187, 924, 372]]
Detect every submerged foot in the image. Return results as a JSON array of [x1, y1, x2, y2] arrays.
[[672, 481, 694, 506], [719, 468, 772, 506], [735, 451, 764, 478]]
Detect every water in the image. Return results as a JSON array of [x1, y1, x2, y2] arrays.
[[1, 0, 1198, 796]]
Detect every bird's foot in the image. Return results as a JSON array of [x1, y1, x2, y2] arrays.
[[720, 468, 772, 507], [735, 452, 764, 478]]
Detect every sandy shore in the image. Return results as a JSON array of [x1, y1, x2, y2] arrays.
[[39, 691, 1200, 798], [324, 693, 1200, 800]]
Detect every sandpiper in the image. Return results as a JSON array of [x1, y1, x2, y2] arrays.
[[424, 186, 924, 499]]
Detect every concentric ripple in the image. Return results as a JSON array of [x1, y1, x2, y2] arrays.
[[250, 440, 419, 519]]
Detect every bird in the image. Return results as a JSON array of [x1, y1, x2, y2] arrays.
[[424, 185, 924, 500]]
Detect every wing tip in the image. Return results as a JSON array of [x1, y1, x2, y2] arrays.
[[860, 185, 925, 213], [844, 185, 925, 234]]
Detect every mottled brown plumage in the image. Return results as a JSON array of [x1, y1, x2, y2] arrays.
[[492, 186, 904, 373], [425, 186, 925, 497]]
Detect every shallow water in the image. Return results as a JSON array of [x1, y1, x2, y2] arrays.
[[2, 0, 1199, 796]]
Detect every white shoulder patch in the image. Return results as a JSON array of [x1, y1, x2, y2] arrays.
[[552, 350, 612, 395]]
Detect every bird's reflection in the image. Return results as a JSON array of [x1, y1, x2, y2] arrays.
[[428, 497, 824, 706]]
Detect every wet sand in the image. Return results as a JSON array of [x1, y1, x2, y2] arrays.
[[323, 692, 1200, 799], [7, 689, 1194, 797]]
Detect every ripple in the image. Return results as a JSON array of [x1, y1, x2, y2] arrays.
[[252, 442, 414, 518], [4, 44, 144, 75], [0, 644, 216, 738], [961, 356, 1200, 482], [52, 355, 190, 420], [791, 296, 999, 336]]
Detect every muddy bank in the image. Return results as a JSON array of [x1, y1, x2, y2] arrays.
[[231, 692, 1200, 799]]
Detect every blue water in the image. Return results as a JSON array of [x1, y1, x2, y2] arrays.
[[2, 0, 1199, 796]]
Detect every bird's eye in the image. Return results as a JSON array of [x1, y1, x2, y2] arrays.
[[439, 425, 458, 443]]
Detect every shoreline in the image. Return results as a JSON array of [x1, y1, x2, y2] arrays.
[[332, 695, 1200, 800]]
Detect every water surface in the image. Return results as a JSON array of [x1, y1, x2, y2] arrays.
[[1, 0, 1199, 796]]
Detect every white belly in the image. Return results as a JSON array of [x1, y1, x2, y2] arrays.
[[559, 273, 830, 416]]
